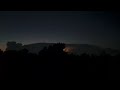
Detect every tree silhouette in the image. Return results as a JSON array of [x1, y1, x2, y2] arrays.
[[19, 48, 29, 54], [1, 42, 120, 80], [39, 43, 66, 57]]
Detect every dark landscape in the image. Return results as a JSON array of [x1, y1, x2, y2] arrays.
[[0, 11, 120, 80], [0, 42, 120, 80]]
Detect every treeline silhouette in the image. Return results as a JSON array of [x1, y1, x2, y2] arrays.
[[0, 43, 120, 80]]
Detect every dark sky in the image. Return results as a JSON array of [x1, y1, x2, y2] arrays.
[[0, 11, 120, 50]]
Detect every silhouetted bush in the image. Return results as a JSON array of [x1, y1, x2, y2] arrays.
[[0, 43, 120, 80]]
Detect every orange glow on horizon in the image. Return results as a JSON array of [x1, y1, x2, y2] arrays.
[[0, 44, 6, 51], [63, 47, 74, 53]]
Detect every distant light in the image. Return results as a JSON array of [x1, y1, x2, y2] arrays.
[[63, 47, 74, 53]]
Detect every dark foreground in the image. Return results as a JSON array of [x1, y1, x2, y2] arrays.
[[0, 43, 120, 80]]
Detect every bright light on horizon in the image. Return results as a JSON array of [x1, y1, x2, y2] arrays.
[[0, 44, 6, 51], [63, 47, 74, 54]]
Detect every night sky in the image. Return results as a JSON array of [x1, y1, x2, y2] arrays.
[[0, 11, 120, 50]]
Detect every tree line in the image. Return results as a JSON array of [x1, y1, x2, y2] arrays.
[[0, 43, 120, 80]]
